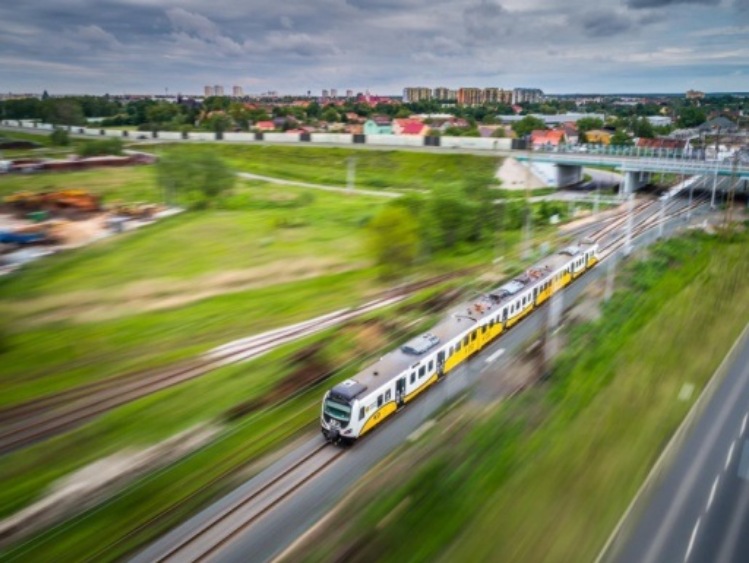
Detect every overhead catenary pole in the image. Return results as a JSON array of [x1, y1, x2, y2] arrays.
[[658, 195, 666, 239], [624, 193, 634, 257]]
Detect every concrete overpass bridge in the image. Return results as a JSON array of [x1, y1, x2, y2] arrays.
[[514, 149, 749, 194]]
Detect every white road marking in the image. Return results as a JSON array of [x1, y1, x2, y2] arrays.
[[684, 518, 701, 562], [707, 476, 720, 511], [485, 348, 505, 364], [742, 413, 748, 435], [726, 441, 736, 470]]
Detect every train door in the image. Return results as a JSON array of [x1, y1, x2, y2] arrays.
[[437, 350, 446, 377], [395, 377, 406, 407]]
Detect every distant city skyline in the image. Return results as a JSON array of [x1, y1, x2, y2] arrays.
[[3, 1, 749, 95]]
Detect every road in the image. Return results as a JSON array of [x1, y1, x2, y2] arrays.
[[607, 325, 749, 563]]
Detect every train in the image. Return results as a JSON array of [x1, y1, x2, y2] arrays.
[[321, 240, 600, 445]]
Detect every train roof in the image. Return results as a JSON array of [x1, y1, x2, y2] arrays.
[[341, 241, 597, 399]]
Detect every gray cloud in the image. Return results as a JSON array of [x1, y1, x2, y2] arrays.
[[626, 0, 719, 8], [0, 0, 747, 95], [463, 0, 513, 36], [580, 10, 633, 37]]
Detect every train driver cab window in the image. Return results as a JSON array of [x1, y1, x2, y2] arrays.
[[359, 407, 365, 420], [385, 390, 391, 402], [377, 395, 383, 407]]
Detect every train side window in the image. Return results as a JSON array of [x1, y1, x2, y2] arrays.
[[377, 395, 383, 407], [385, 389, 391, 402], [419, 365, 426, 378], [410, 372, 415, 384], [359, 407, 365, 420], [471, 331, 476, 341], [502, 307, 507, 319], [428, 360, 434, 371], [463, 336, 469, 346], [449, 346, 454, 355]]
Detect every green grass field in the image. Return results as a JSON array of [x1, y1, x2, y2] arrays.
[[0, 282, 458, 561], [295, 231, 749, 563], [143, 143, 500, 193]]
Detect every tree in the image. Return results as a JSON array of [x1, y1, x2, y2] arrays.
[[49, 128, 70, 146], [610, 129, 633, 146], [395, 107, 411, 118], [156, 150, 235, 209], [322, 107, 339, 122], [43, 99, 86, 126], [631, 116, 654, 139], [491, 127, 506, 138], [511, 115, 546, 138], [367, 205, 420, 279], [146, 102, 180, 124], [576, 117, 604, 133], [677, 106, 707, 128]]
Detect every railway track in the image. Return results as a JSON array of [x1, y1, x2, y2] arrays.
[[78, 196, 715, 562], [0, 194, 712, 455], [0, 270, 474, 455], [149, 442, 343, 562]]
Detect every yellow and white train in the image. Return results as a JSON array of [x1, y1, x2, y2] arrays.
[[321, 241, 599, 444]]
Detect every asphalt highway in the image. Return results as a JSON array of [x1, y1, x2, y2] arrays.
[[608, 327, 749, 563]]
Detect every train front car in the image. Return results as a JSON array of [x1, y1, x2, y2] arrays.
[[321, 379, 366, 445]]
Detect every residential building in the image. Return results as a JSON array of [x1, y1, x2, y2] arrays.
[[433, 87, 452, 101], [322, 89, 329, 98], [331, 88, 338, 98], [254, 120, 276, 131], [346, 89, 354, 98], [403, 87, 432, 103], [214, 85, 224, 96], [393, 118, 429, 136], [686, 89, 705, 100], [636, 138, 686, 150], [457, 88, 482, 106], [232, 85, 243, 97], [483, 88, 501, 103], [363, 116, 393, 135], [530, 130, 566, 148], [512, 88, 543, 104], [699, 116, 738, 133], [204, 85, 214, 97], [584, 129, 612, 145]]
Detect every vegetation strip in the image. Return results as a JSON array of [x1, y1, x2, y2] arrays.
[[287, 231, 749, 563]]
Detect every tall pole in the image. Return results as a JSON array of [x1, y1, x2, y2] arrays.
[[658, 195, 666, 239], [687, 177, 694, 221], [624, 193, 634, 256], [711, 168, 718, 209], [605, 255, 617, 302], [594, 177, 600, 215]]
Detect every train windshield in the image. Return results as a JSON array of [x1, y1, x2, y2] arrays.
[[324, 399, 351, 423]]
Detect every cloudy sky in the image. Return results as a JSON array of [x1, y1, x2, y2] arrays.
[[2, 0, 749, 95]]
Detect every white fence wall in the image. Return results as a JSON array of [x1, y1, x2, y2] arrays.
[[366, 135, 424, 147], [0, 121, 519, 154], [224, 132, 256, 142], [263, 132, 300, 143]]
